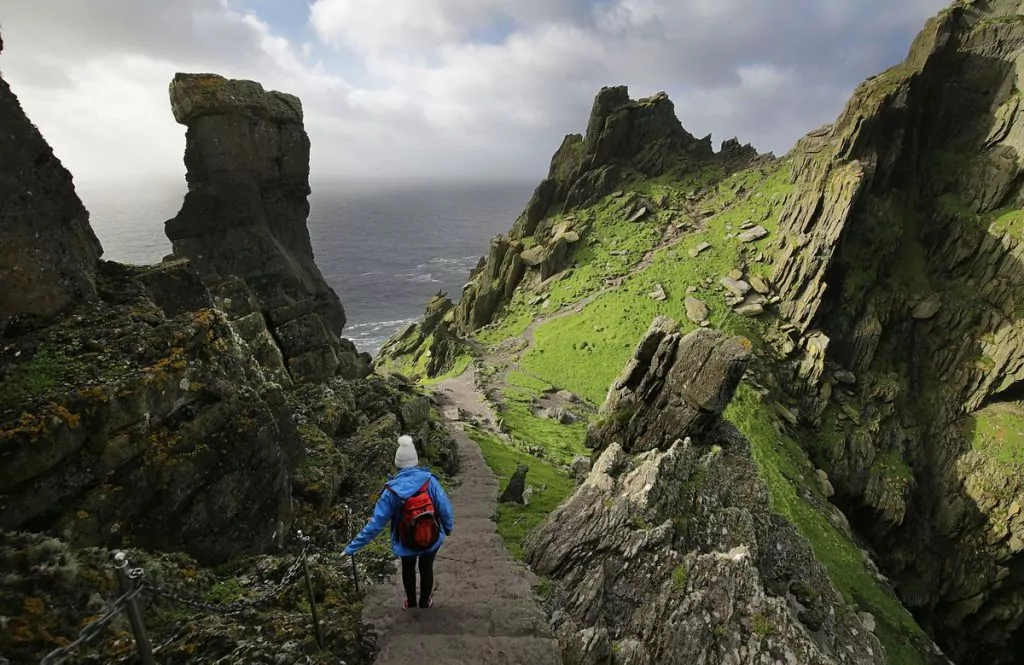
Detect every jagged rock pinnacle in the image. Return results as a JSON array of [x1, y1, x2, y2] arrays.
[[164, 73, 368, 382]]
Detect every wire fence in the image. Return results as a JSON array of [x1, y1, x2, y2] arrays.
[[36, 531, 362, 665]]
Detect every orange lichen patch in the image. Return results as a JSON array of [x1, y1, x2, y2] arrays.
[[0, 410, 49, 440], [23, 597, 44, 615], [142, 347, 188, 386], [193, 309, 217, 328], [76, 385, 111, 404], [148, 430, 185, 465], [52, 403, 81, 428]]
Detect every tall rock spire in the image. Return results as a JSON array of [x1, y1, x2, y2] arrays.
[[165, 73, 364, 381]]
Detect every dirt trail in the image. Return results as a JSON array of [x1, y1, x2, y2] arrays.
[[361, 368, 562, 665]]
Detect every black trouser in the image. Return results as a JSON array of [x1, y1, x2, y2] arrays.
[[400, 551, 436, 607]]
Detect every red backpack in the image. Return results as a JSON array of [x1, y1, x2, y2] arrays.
[[388, 480, 441, 551]]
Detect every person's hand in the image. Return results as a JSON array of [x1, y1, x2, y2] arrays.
[[443, 527, 452, 537], [343, 544, 355, 557]]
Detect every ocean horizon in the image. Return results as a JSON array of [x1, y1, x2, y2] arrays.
[[76, 176, 537, 356]]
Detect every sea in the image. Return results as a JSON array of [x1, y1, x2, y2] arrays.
[[76, 178, 537, 356]]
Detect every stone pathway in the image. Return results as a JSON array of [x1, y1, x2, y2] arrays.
[[362, 375, 562, 664]]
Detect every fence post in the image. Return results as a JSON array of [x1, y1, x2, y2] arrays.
[[350, 554, 360, 594], [297, 532, 324, 651], [112, 552, 155, 665]]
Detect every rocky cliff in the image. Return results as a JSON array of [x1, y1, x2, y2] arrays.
[[526, 319, 925, 665], [166, 73, 369, 383], [764, 2, 1024, 660], [0, 49, 455, 662]]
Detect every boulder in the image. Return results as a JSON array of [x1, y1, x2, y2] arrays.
[[738, 225, 769, 242], [684, 296, 709, 324], [499, 465, 530, 504], [521, 245, 547, 267], [688, 242, 712, 258], [911, 295, 941, 320], [816, 469, 836, 498], [749, 275, 771, 295], [570, 455, 592, 484], [720, 276, 751, 297], [735, 302, 764, 317]]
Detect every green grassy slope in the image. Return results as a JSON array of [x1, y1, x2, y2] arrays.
[[422, 158, 936, 663]]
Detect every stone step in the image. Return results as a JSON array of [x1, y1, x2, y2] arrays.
[[374, 634, 562, 665], [366, 599, 552, 639]]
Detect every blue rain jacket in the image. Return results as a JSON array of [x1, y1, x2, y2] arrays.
[[343, 466, 455, 557]]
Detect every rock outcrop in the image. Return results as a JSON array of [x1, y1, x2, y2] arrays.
[[763, 2, 1024, 660], [0, 35, 102, 332], [511, 87, 713, 240], [0, 261, 303, 564], [526, 319, 928, 664], [375, 292, 467, 377], [586, 316, 750, 454], [165, 73, 368, 383], [450, 88, 740, 335]]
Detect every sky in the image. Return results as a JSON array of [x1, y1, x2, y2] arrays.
[[0, 0, 950, 183]]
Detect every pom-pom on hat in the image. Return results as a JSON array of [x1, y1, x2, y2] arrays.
[[394, 435, 419, 468]]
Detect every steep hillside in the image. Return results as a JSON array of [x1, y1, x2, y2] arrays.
[[378, 1, 1024, 663]]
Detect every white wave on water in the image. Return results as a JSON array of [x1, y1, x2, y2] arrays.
[[394, 255, 481, 286], [395, 272, 442, 283], [345, 317, 420, 356], [417, 255, 480, 271]]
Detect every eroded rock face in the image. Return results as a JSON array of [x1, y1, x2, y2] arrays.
[[586, 317, 751, 454], [375, 292, 468, 378], [526, 320, 921, 665], [0, 261, 302, 564], [165, 73, 366, 383], [0, 35, 102, 331], [765, 3, 1024, 659]]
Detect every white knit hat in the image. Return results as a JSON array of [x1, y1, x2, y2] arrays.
[[394, 435, 419, 468]]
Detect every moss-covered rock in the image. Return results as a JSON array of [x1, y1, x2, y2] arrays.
[[526, 322, 891, 664], [0, 262, 303, 565]]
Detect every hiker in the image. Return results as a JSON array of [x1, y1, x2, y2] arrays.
[[343, 435, 455, 609]]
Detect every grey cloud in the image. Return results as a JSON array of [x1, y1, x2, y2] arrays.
[[0, 0, 265, 73], [0, 0, 957, 181]]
